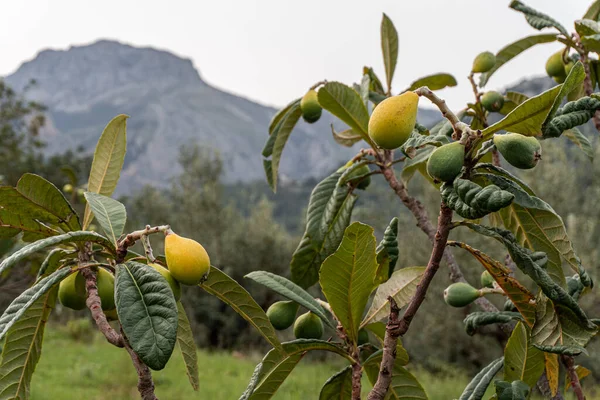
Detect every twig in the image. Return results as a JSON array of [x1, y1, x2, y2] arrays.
[[562, 355, 585, 400], [141, 229, 157, 263], [468, 73, 481, 103], [309, 80, 327, 91], [116, 225, 171, 263]]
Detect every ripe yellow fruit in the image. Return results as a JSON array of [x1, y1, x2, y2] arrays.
[[493, 133, 542, 170], [293, 311, 324, 339], [266, 301, 299, 330], [149, 263, 182, 301], [368, 91, 419, 149], [426, 142, 465, 182], [97, 268, 115, 311], [545, 51, 566, 78], [59, 271, 87, 310], [472, 51, 496, 73], [165, 232, 211, 285], [300, 90, 322, 123], [481, 91, 504, 112]]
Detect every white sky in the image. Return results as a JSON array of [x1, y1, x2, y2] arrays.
[[0, 0, 592, 110]]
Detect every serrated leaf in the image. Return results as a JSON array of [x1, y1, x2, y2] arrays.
[[83, 192, 126, 247], [381, 13, 398, 93], [459, 357, 504, 400], [320, 222, 378, 344], [565, 365, 591, 391], [16, 173, 80, 231], [0, 206, 58, 242], [202, 267, 283, 351], [407, 73, 457, 92], [82, 114, 128, 229], [361, 267, 425, 328], [331, 125, 362, 147], [564, 127, 594, 161], [244, 271, 334, 329], [0, 187, 65, 231], [510, 1, 569, 37], [503, 322, 545, 387], [319, 366, 352, 400], [0, 231, 114, 276], [0, 287, 56, 400], [363, 352, 428, 399], [176, 302, 199, 391], [479, 34, 556, 87], [115, 261, 178, 371]]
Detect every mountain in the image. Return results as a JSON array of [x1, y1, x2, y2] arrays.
[[4, 39, 440, 192]]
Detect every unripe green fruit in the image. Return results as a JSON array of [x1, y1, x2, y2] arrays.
[[426, 142, 465, 182], [266, 300, 299, 330], [493, 133, 541, 170], [300, 90, 322, 123], [545, 51, 566, 78], [565, 61, 575, 76], [444, 282, 481, 308], [480, 270, 494, 289], [368, 91, 419, 149], [347, 164, 371, 190], [481, 91, 504, 112], [63, 184, 73, 194], [97, 268, 115, 311], [472, 51, 496, 73], [553, 74, 566, 84], [59, 271, 87, 310], [149, 263, 182, 301], [357, 329, 369, 345], [293, 311, 324, 339]]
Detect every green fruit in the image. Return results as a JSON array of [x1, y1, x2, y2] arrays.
[[293, 311, 324, 339], [347, 164, 371, 190], [443, 282, 481, 308], [149, 263, 182, 301], [266, 301, 299, 330], [300, 90, 322, 123], [481, 91, 505, 112], [357, 329, 369, 345], [480, 271, 494, 289], [472, 51, 496, 73], [59, 272, 87, 310], [368, 91, 419, 149], [565, 61, 575, 76], [545, 51, 566, 78], [553, 74, 566, 84], [97, 268, 115, 311], [493, 133, 541, 170], [63, 184, 73, 194], [426, 142, 465, 182]]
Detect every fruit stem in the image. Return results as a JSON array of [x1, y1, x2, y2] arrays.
[[309, 80, 327, 91], [141, 232, 157, 263], [478, 287, 505, 296], [116, 225, 171, 263]]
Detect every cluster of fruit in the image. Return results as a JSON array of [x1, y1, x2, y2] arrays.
[[443, 271, 497, 308], [58, 232, 211, 316]]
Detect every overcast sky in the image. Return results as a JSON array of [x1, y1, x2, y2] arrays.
[[0, 0, 592, 110]]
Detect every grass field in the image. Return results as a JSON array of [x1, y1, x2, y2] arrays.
[[29, 326, 591, 399]]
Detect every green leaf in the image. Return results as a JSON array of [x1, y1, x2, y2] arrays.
[[407, 73, 457, 92], [0, 231, 114, 275], [495, 380, 531, 400], [82, 114, 128, 229], [317, 82, 373, 146], [202, 267, 284, 351], [319, 367, 352, 400], [544, 96, 600, 138], [375, 217, 399, 283], [360, 74, 370, 107], [381, 13, 399, 93], [0, 205, 58, 242], [320, 222, 378, 344], [581, 34, 600, 52], [510, 1, 569, 37], [564, 127, 594, 161], [115, 261, 178, 371], [481, 85, 561, 138], [503, 322, 545, 387], [268, 98, 300, 135], [464, 312, 524, 336], [479, 34, 557, 87], [506, 92, 530, 105], [544, 62, 586, 124], [400, 131, 446, 159], [363, 352, 428, 399], [16, 173, 80, 231], [0, 187, 66, 230], [575, 19, 600, 36], [459, 357, 504, 400], [0, 268, 70, 343], [361, 267, 425, 328], [244, 271, 334, 329], [83, 192, 126, 247], [0, 287, 56, 400], [583, 1, 600, 20], [176, 302, 199, 391], [331, 125, 362, 147], [241, 340, 353, 400], [37, 248, 70, 280]]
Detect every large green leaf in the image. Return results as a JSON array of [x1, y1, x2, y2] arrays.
[[37, 249, 70, 280], [0, 287, 57, 399], [82, 114, 128, 229], [202, 267, 283, 351], [583, 1, 600, 20], [83, 192, 126, 247], [16, 173, 80, 231], [564, 127, 594, 161], [176, 302, 199, 391], [510, 1, 569, 37], [268, 98, 300, 135], [503, 322, 545, 387], [381, 13, 399, 92], [479, 34, 556, 87], [0, 187, 66, 232], [459, 357, 504, 400], [244, 271, 334, 329], [575, 18, 600, 36], [363, 352, 428, 399], [115, 261, 178, 371], [464, 312, 524, 336], [581, 33, 600, 52], [0, 206, 58, 242], [407, 73, 457, 92], [320, 222, 378, 344], [317, 82, 373, 146], [544, 61, 586, 125], [0, 268, 70, 343], [319, 366, 352, 400], [0, 231, 114, 275], [361, 267, 425, 328]]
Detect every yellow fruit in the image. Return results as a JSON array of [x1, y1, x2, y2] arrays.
[[300, 90, 322, 123], [293, 311, 324, 339], [149, 263, 182, 301], [63, 184, 73, 194], [368, 91, 419, 149], [472, 51, 496, 73], [165, 232, 211, 285], [545, 51, 566, 78], [266, 301, 299, 330], [493, 133, 541, 169], [59, 271, 87, 310], [443, 282, 481, 308], [97, 268, 115, 311], [481, 91, 505, 112], [426, 142, 465, 182]]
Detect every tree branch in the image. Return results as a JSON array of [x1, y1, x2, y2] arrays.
[[562, 355, 585, 400], [116, 225, 171, 264], [351, 353, 362, 400]]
